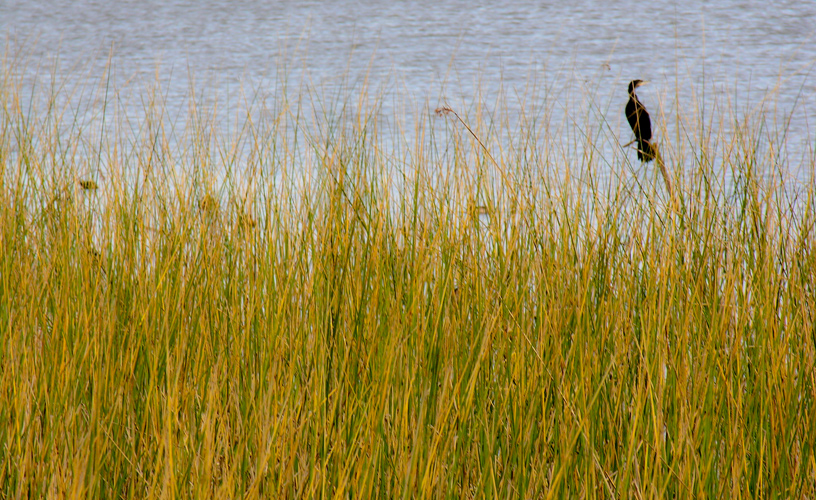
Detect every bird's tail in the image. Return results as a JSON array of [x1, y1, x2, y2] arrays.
[[637, 140, 657, 163], [637, 141, 672, 195]]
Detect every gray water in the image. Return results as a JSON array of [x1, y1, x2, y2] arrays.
[[3, 0, 816, 179]]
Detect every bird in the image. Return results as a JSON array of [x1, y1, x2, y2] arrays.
[[625, 79, 656, 162]]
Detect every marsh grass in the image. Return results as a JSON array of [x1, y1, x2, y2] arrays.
[[1, 56, 815, 499]]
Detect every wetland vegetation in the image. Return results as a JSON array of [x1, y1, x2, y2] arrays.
[[1, 58, 814, 498]]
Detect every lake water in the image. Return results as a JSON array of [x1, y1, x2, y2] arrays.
[[2, 0, 816, 179]]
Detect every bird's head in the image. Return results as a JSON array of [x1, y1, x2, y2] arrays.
[[628, 79, 648, 94]]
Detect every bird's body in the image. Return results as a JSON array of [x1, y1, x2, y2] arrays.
[[626, 80, 655, 162]]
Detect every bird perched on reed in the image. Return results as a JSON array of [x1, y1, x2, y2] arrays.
[[625, 79, 656, 162]]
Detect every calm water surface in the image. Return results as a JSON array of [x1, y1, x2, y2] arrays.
[[3, 0, 816, 177]]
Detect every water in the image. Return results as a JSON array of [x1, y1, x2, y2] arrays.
[[3, 0, 816, 178]]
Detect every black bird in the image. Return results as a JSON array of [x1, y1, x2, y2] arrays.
[[625, 79, 656, 162]]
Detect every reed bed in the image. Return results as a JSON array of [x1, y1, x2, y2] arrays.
[[0, 59, 815, 499]]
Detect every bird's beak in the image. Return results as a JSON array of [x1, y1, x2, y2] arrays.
[[639, 80, 650, 87]]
